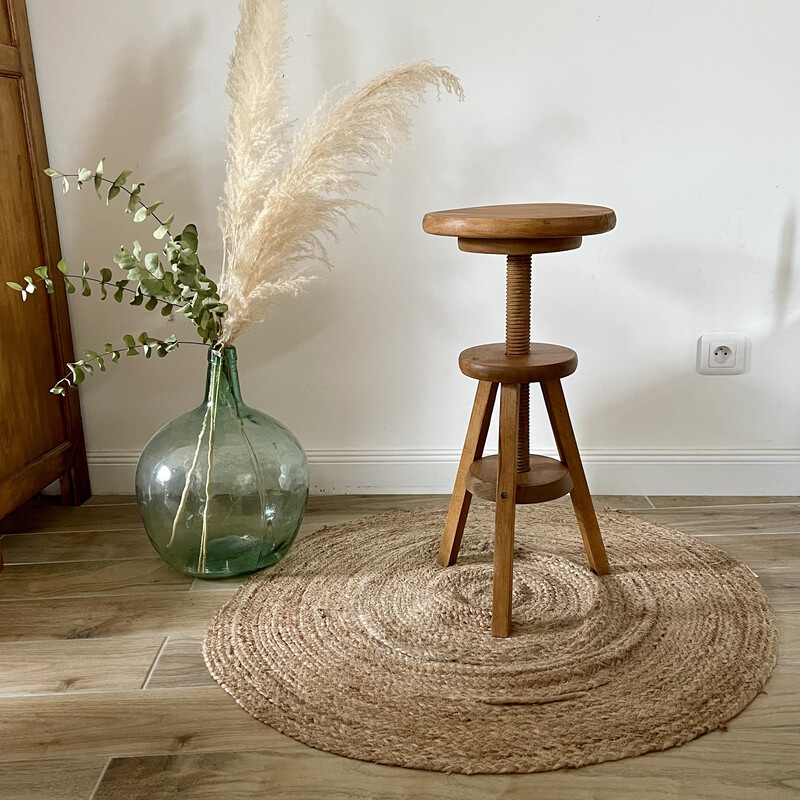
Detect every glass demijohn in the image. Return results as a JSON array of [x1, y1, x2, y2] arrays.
[[136, 346, 309, 578]]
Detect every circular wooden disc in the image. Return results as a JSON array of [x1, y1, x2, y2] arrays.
[[466, 454, 573, 504], [459, 343, 578, 384], [457, 236, 583, 255], [423, 203, 616, 239]]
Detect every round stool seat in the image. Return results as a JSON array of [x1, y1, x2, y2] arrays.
[[459, 343, 577, 384], [422, 203, 616, 240]]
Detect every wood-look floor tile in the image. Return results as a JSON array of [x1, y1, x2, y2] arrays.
[[648, 496, 800, 508], [0, 758, 108, 800], [93, 727, 800, 800], [304, 494, 446, 515], [0, 504, 143, 534], [0, 529, 155, 564], [724, 664, 799, 730], [629, 506, 799, 535], [690, 532, 799, 570], [190, 575, 248, 593], [84, 495, 138, 506], [0, 559, 191, 600], [145, 637, 216, 690], [0, 687, 283, 761], [0, 592, 227, 642], [551, 495, 653, 509], [0, 637, 163, 695], [777, 612, 799, 664], [755, 567, 800, 613]]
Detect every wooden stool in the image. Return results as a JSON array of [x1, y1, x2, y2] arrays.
[[422, 203, 616, 637]]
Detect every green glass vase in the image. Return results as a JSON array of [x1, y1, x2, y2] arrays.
[[135, 346, 309, 578]]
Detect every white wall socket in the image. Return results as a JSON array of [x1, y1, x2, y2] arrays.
[[696, 333, 750, 375]]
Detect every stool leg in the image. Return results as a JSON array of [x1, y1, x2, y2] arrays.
[[438, 380, 498, 567], [541, 379, 611, 576], [493, 382, 520, 637]]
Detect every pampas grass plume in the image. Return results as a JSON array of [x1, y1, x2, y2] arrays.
[[218, 0, 463, 344]]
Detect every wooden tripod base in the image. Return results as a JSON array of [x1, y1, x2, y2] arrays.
[[439, 375, 610, 637]]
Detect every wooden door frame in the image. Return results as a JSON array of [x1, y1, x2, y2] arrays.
[[0, 0, 90, 519]]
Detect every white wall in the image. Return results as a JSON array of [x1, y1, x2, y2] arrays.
[[27, 0, 800, 494]]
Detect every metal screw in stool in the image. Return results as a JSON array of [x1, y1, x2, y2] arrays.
[[422, 203, 616, 637]]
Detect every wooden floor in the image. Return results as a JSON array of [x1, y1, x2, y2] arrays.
[[0, 494, 798, 800]]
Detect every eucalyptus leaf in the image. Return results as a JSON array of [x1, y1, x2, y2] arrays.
[[107, 185, 120, 204], [94, 158, 104, 197], [144, 252, 164, 277], [34, 266, 49, 279], [126, 188, 142, 215], [122, 334, 136, 348], [50, 385, 66, 396], [153, 213, 174, 240], [57, 259, 68, 275], [6, 282, 23, 291], [67, 364, 85, 385], [114, 249, 138, 271], [81, 279, 91, 297], [145, 296, 158, 311], [177, 224, 198, 253], [64, 277, 75, 294], [44, 168, 64, 178], [77, 167, 93, 183], [99, 268, 112, 283], [112, 169, 133, 188], [96, 357, 106, 372]]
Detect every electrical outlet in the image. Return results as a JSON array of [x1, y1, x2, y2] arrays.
[[697, 333, 749, 375]]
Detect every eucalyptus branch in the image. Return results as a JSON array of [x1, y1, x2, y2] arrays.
[[54, 172, 173, 235], [35, 272, 191, 312], [9, 162, 228, 350], [50, 335, 207, 395], [67, 274, 186, 308]]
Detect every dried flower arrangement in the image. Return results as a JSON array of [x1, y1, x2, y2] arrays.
[[8, 0, 463, 383]]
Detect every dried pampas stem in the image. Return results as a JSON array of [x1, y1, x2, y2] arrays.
[[219, 0, 292, 268], [217, 0, 463, 344]]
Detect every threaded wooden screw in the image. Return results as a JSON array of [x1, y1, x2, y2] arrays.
[[506, 254, 531, 473]]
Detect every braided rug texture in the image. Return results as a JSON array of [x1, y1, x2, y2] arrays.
[[203, 503, 778, 774]]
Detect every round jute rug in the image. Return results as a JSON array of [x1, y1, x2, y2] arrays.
[[203, 503, 778, 774]]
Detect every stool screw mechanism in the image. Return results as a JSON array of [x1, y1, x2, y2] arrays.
[[506, 254, 532, 474]]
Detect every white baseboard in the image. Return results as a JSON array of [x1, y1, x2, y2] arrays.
[[86, 448, 800, 496]]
